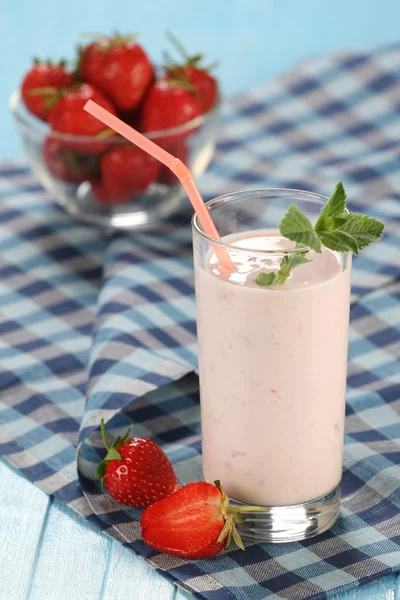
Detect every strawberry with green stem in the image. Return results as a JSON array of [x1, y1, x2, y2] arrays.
[[48, 83, 116, 154], [21, 59, 75, 121], [141, 480, 264, 559], [164, 31, 218, 113], [96, 419, 178, 508], [139, 76, 203, 144], [79, 33, 154, 112]]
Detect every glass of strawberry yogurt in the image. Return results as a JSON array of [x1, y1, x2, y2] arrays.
[[192, 189, 352, 542]]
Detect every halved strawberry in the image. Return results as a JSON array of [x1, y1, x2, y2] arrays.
[[141, 481, 262, 559]]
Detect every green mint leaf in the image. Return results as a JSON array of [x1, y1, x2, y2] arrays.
[[276, 252, 310, 284], [315, 181, 347, 232], [332, 217, 348, 228], [287, 252, 311, 269], [318, 230, 359, 254], [256, 272, 277, 286], [256, 252, 310, 287], [338, 213, 384, 250], [279, 204, 321, 253]]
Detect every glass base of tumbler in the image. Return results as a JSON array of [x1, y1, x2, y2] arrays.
[[232, 484, 341, 543]]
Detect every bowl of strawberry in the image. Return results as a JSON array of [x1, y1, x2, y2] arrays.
[[10, 34, 220, 230]]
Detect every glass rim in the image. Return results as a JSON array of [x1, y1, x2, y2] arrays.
[[9, 88, 221, 143], [191, 187, 330, 255]]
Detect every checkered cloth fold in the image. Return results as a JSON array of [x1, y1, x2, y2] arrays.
[[1, 46, 400, 600]]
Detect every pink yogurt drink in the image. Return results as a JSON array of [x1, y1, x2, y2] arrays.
[[192, 190, 352, 542]]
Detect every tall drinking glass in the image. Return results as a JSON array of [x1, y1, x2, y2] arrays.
[[192, 189, 352, 542]]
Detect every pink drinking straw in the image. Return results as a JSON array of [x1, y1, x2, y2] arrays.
[[83, 100, 233, 270]]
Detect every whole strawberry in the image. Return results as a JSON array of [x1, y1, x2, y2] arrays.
[[43, 137, 100, 184], [21, 59, 74, 121], [80, 35, 153, 112], [165, 33, 218, 112], [139, 78, 202, 138], [48, 83, 116, 154], [96, 419, 178, 507], [92, 144, 160, 204], [141, 481, 262, 559]]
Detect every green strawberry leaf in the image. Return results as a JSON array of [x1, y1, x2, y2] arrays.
[[96, 419, 130, 485], [95, 461, 107, 482]]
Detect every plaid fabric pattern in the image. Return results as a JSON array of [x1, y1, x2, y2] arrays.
[[1, 46, 400, 599]]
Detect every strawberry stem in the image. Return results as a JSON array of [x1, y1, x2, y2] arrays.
[[96, 128, 115, 140], [165, 30, 190, 61], [226, 505, 265, 514], [29, 86, 59, 96], [215, 480, 266, 552], [100, 418, 110, 451], [96, 420, 132, 484]]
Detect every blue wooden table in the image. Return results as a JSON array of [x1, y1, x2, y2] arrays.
[[1, 1, 400, 597]]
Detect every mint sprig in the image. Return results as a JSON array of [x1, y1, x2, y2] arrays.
[[256, 182, 384, 287], [279, 182, 384, 255], [256, 252, 310, 286]]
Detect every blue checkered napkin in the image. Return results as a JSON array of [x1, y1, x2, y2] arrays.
[[0, 45, 399, 600]]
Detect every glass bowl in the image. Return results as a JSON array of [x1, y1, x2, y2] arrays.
[[10, 90, 220, 230]]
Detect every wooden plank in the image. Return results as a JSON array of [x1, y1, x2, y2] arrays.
[[340, 576, 400, 600], [28, 498, 109, 600], [0, 458, 51, 600], [102, 539, 177, 600]]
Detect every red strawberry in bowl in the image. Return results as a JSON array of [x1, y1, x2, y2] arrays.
[[165, 33, 218, 113], [139, 77, 203, 143], [79, 34, 154, 112], [21, 59, 75, 121], [141, 480, 262, 559], [43, 136, 100, 184], [48, 83, 116, 154], [96, 419, 178, 507], [92, 144, 160, 204]]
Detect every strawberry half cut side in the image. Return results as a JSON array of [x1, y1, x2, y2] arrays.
[[141, 480, 264, 559]]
